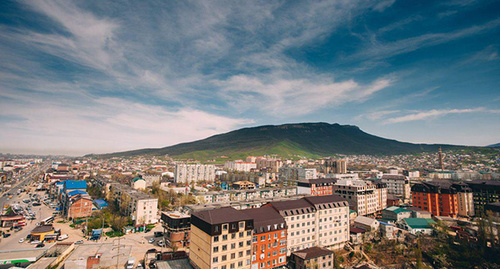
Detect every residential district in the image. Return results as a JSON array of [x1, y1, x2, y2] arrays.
[[0, 149, 499, 269]]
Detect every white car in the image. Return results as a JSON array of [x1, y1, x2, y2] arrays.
[[148, 238, 155, 244], [18, 238, 25, 243]]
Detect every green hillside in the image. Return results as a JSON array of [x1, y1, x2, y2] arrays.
[[90, 122, 475, 159]]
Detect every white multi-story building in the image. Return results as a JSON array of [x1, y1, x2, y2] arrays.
[[333, 179, 387, 216], [110, 184, 159, 225], [267, 195, 349, 254], [256, 158, 282, 173], [279, 167, 317, 183], [381, 175, 411, 201], [174, 164, 216, 183], [224, 160, 257, 172]]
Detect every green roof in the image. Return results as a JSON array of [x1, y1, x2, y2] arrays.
[[385, 206, 411, 214], [133, 177, 145, 182], [404, 218, 436, 229]]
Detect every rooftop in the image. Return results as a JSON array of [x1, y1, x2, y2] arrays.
[[403, 218, 436, 229], [292, 246, 334, 260], [193, 207, 252, 225]]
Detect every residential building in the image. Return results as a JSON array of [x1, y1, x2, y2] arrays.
[[332, 179, 387, 216], [399, 218, 436, 235], [232, 181, 256, 190], [304, 195, 350, 250], [175, 164, 216, 183], [256, 158, 282, 173], [161, 212, 191, 249], [452, 182, 475, 217], [290, 247, 334, 269], [132, 176, 147, 190], [380, 175, 411, 201], [297, 178, 336, 196], [265, 199, 316, 255], [353, 216, 379, 232], [110, 184, 159, 225], [411, 181, 458, 218], [279, 167, 317, 184], [225, 161, 257, 172], [190, 207, 253, 269], [142, 172, 161, 187], [466, 180, 500, 214], [381, 206, 412, 222], [65, 191, 93, 220], [324, 159, 347, 174], [242, 207, 287, 269]]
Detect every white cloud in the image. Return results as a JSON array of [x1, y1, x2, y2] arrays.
[[385, 108, 490, 123], [214, 74, 394, 116]]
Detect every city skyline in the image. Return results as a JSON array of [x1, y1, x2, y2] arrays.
[[0, 0, 499, 155]]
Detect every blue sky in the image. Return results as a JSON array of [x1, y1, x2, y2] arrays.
[[0, 0, 499, 155]]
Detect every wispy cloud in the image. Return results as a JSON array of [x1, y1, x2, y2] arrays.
[[351, 18, 500, 61], [384, 107, 500, 123]]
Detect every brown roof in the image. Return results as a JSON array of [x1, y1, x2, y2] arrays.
[[31, 225, 54, 234], [304, 195, 348, 208], [242, 207, 286, 234], [307, 178, 337, 185], [267, 199, 315, 217], [192, 207, 251, 225], [292, 246, 334, 260]]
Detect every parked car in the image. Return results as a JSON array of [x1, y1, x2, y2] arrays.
[[75, 240, 84, 244], [148, 238, 155, 244], [154, 232, 163, 237], [35, 243, 45, 248], [3, 233, 11, 238], [30, 240, 41, 244], [18, 238, 24, 243], [157, 240, 165, 247], [57, 234, 69, 241]]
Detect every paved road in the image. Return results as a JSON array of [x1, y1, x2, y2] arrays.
[[0, 162, 50, 208]]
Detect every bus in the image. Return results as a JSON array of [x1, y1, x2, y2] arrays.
[[40, 216, 54, 225]]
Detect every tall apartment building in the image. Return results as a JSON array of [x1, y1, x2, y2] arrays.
[[190, 207, 254, 269], [142, 172, 161, 187], [175, 164, 216, 183], [242, 207, 287, 269], [411, 181, 458, 218], [381, 175, 411, 201], [324, 159, 347, 174], [279, 167, 317, 184], [304, 196, 350, 250], [452, 182, 475, 217], [466, 180, 500, 214], [256, 158, 282, 173], [266, 195, 349, 255], [225, 161, 257, 172], [332, 179, 387, 216], [110, 184, 159, 225]]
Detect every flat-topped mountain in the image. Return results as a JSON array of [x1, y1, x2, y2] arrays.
[[90, 122, 471, 159]]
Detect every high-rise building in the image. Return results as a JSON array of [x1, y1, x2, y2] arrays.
[[332, 179, 387, 216], [225, 160, 257, 172], [324, 159, 347, 174], [466, 180, 500, 214], [242, 207, 287, 269], [256, 158, 282, 173], [381, 175, 411, 202], [411, 181, 458, 218], [190, 207, 254, 269], [161, 212, 191, 249], [175, 164, 216, 183]]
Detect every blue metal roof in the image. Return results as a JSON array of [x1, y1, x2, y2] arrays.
[[64, 180, 87, 190], [94, 199, 109, 208], [68, 190, 87, 197]]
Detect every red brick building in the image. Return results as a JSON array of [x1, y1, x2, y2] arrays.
[[67, 194, 93, 220], [411, 181, 458, 218], [242, 207, 287, 269], [297, 178, 336, 196]]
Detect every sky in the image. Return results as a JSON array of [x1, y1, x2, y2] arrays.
[[0, 0, 499, 156]]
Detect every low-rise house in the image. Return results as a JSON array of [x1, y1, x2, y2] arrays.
[[379, 221, 398, 239], [381, 206, 412, 222], [31, 225, 55, 241], [399, 218, 436, 235], [132, 176, 147, 190], [354, 216, 379, 232], [290, 246, 334, 269], [65, 191, 93, 220]]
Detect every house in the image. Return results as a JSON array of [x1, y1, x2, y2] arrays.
[[400, 218, 436, 235], [31, 225, 55, 241], [354, 216, 379, 232], [65, 191, 93, 220], [381, 206, 412, 222], [132, 177, 147, 190], [290, 246, 334, 269]]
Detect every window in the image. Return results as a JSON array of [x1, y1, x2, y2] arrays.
[[231, 253, 235, 259], [222, 245, 227, 251], [239, 221, 245, 228], [231, 233, 236, 239], [239, 242, 244, 247], [214, 236, 219, 242], [223, 224, 228, 231], [213, 257, 218, 263], [239, 251, 243, 258], [239, 232, 244, 238], [222, 255, 227, 261], [213, 246, 219, 253], [223, 235, 228, 241], [238, 261, 243, 267], [231, 243, 236, 249]]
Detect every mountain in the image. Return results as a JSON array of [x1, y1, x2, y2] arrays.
[[488, 143, 500, 148], [90, 122, 476, 159]]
